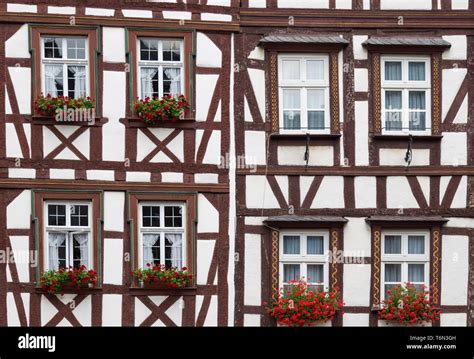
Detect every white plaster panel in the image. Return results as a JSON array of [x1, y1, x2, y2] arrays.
[[311, 176, 344, 208], [244, 314, 261, 326], [343, 313, 369, 327], [197, 240, 216, 285], [354, 177, 376, 209], [343, 264, 371, 306], [195, 173, 219, 183], [5, 24, 30, 58], [126, 172, 151, 182], [197, 32, 222, 68], [353, 35, 368, 60], [7, 293, 29, 326], [441, 235, 468, 306], [7, 3, 36, 12], [8, 168, 35, 179], [49, 169, 75, 180], [278, 146, 333, 166], [207, 0, 231, 5], [121, 9, 152, 18], [245, 131, 266, 165], [103, 28, 126, 63], [196, 295, 218, 326], [355, 101, 369, 166], [48, 6, 75, 14], [441, 133, 467, 166], [453, 96, 467, 124], [380, 0, 431, 9], [6, 123, 30, 158], [380, 149, 430, 166], [386, 177, 419, 208], [336, 0, 352, 9], [85, 8, 115, 16], [102, 295, 122, 326], [196, 74, 219, 121], [246, 176, 280, 208], [442, 36, 467, 60], [343, 217, 371, 255], [440, 313, 467, 326], [7, 190, 31, 229], [8, 236, 30, 282], [363, 0, 370, 9], [278, 0, 329, 8], [249, 0, 266, 7], [162, 11, 192, 20], [451, 0, 469, 9], [247, 68, 266, 120], [8, 67, 31, 114], [442, 68, 467, 120], [196, 130, 221, 164], [161, 172, 184, 183], [201, 13, 232, 22], [248, 46, 265, 60], [440, 176, 467, 208], [445, 217, 474, 228], [197, 194, 219, 233], [72, 295, 91, 327], [244, 234, 261, 306], [354, 68, 368, 92], [86, 170, 115, 181], [104, 192, 124, 232]]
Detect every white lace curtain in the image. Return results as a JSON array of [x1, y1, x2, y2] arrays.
[[44, 65, 63, 97], [165, 233, 182, 268], [48, 232, 66, 270], [73, 233, 89, 267], [140, 68, 158, 99], [142, 233, 160, 267], [68, 66, 86, 99], [142, 233, 183, 268], [163, 68, 181, 96]]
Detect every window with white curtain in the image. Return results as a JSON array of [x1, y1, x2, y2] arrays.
[[41, 37, 88, 98], [139, 202, 186, 269], [138, 38, 183, 99], [278, 54, 330, 133], [381, 231, 430, 300], [44, 201, 91, 270], [381, 56, 431, 134], [279, 231, 329, 293]]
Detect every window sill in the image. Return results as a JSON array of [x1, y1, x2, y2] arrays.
[[32, 116, 108, 127], [34, 286, 103, 295], [271, 133, 341, 141], [128, 286, 197, 296], [121, 117, 196, 129], [372, 134, 442, 142]]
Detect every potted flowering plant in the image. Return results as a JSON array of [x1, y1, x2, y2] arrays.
[[133, 95, 190, 124], [133, 264, 192, 289], [40, 265, 98, 295], [34, 94, 95, 117], [379, 282, 441, 325], [267, 279, 344, 327]]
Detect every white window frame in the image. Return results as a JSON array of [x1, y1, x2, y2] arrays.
[[278, 54, 330, 134], [381, 56, 431, 135], [279, 230, 330, 291], [138, 201, 186, 269], [137, 38, 184, 100], [43, 201, 92, 270], [380, 230, 430, 301], [40, 36, 90, 98]]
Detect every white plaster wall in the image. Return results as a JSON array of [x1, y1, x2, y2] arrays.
[[336, 0, 352, 9], [246, 177, 280, 209], [380, 149, 430, 166], [245, 131, 267, 165], [380, 0, 431, 9], [7, 4, 37, 12], [7, 293, 29, 326], [278, 146, 333, 166], [197, 32, 222, 68], [196, 240, 216, 285], [245, 217, 267, 226], [8, 67, 31, 114], [248, 46, 265, 61], [5, 24, 30, 58], [201, 13, 232, 22], [244, 234, 261, 306], [442, 36, 467, 60], [451, 0, 469, 9], [207, 0, 231, 5], [440, 176, 467, 208], [343, 264, 371, 306], [50, 169, 75, 180], [363, 0, 370, 9], [102, 295, 122, 326], [86, 170, 115, 181], [103, 28, 126, 63], [441, 235, 468, 306], [354, 68, 368, 93], [7, 190, 31, 229], [386, 177, 419, 209], [244, 314, 261, 326], [343, 313, 369, 327], [198, 194, 219, 233], [73, 296, 92, 326], [196, 295, 218, 326], [453, 97, 467, 124], [445, 217, 474, 228], [121, 9, 152, 18], [249, 0, 266, 7], [441, 133, 467, 166], [161, 172, 183, 182], [102, 71, 126, 161], [126, 171, 151, 182], [247, 69, 266, 120], [8, 168, 35, 179], [353, 36, 368, 60], [442, 68, 467, 120], [440, 313, 467, 326], [311, 176, 344, 208], [162, 11, 192, 20], [8, 236, 30, 283], [343, 217, 371, 255], [354, 177, 377, 208], [103, 239, 123, 285], [278, 0, 329, 8], [85, 8, 115, 16], [6, 124, 30, 158], [48, 6, 75, 15], [197, 131, 221, 165], [354, 101, 369, 166], [196, 74, 219, 121], [195, 173, 219, 183]]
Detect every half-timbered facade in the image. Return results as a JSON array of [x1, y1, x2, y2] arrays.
[[0, 0, 473, 327]]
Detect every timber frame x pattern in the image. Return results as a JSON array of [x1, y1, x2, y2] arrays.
[[264, 216, 347, 326], [366, 216, 448, 327], [262, 37, 347, 134], [127, 192, 197, 288], [32, 190, 104, 286], [366, 40, 449, 137]]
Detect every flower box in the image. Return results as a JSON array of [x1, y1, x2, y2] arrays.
[[40, 265, 98, 295], [133, 264, 193, 289], [133, 95, 190, 125]]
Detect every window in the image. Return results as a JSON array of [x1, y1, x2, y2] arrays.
[[138, 38, 183, 99], [138, 202, 186, 269], [381, 231, 430, 300], [41, 37, 89, 98], [279, 231, 329, 292], [278, 55, 330, 132], [381, 56, 431, 134], [44, 201, 92, 270]]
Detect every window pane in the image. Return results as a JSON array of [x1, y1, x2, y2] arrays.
[[283, 111, 301, 129], [409, 91, 426, 110], [48, 204, 66, 226], [409, 62, 426, 81], [384, 235, 401, 254], [164, 206, 183, 227], [142, 233, 160, 267], [282, 60, 300, 80], [307, 264, 324, 283], [72, 233, 89, 268], [384, 263, 401, 282], [140, 39, 150, 61], [48, 232, 67, 270], [409, 112, 426, 131], [165, 233, 182, 268], [307, 89, 324, 109], [162, 68, 181, 96], [283, 236, 300, 255], [408, 263, 425, 282], [44, 38, 62, 59], [71, 205, 88, 227], [385, 91, 402, 131], [67, 66, 87, 99], [163, 41, 181, 62], [385, 91, 402, 110], [140, 67, 159, 99], [308, 111, 325, 130], [307, 236, 324, 255], [306, 60, 324, 80], [66, 38, 86, 60], [142, 206, 160, 227], [408, 236, 425, 254], [44, 65, 64, 97], [409, 91, 426, 131], [283, 264, 300, 282], [384, 284, 397, 297], [385, 61, 402, 81], [283, 89, 301, 129]]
